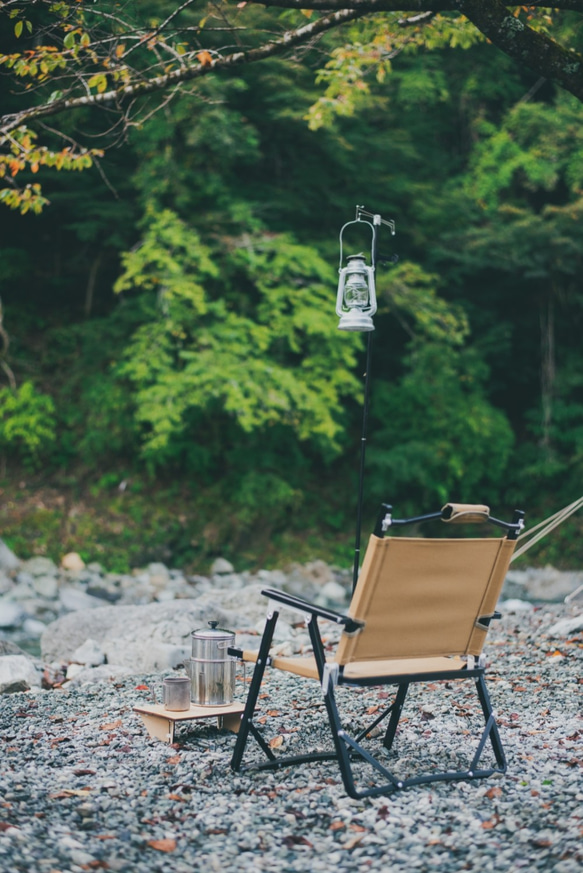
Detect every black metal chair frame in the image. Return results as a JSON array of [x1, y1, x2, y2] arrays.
[[230, 504, 523, 800]]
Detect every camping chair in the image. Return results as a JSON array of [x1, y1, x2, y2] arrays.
[[230, 502, 525, 799]]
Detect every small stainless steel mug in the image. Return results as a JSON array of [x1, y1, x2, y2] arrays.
[[162, 676, 191, 711]]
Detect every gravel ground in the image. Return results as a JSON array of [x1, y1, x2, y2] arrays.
[[0, 603, 581, 873]]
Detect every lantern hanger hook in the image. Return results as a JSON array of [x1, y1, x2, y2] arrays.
[[355, 204, 396, 234]]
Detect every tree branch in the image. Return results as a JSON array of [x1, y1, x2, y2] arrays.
[[460, 0, 583, 103], [248, 0, 583, 9], [0, 8, 366, 138]]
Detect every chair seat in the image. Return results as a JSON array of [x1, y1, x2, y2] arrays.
[[241, 650, 466, 680]]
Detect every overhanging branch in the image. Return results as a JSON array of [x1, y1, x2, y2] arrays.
[[460, 0, 583, 102], [0, 7, 366, 138]]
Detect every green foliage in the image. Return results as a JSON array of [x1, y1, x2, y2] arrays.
[[385, 261, 469, 346], [114, 210, 361, 462], [306, 13, 483, 131], [368, 345, 514, 509], [466, 96, 583, 210], [0, 381, 56, 468]]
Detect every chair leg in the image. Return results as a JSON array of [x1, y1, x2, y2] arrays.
[[320, 683, 360, 797], [474, 673, 507, 771], [383, 682, 409, 751], [230, 610, 279, 772]]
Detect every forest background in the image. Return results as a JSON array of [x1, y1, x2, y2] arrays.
[[1, 0, 583, 574]]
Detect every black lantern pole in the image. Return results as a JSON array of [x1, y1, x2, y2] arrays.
[[337, 206, 396, 592]]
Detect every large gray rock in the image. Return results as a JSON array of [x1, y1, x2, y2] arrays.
[[503, 566, 583, 602], [0, 571, 13, 595], [21, 556, 58, 577], [0, 599, 25, 628], [0, 539, 20, 572], [0, 654, 41, 693], [547, 613, 583, 636], [41, 599, 234, 671], [32, 574, 59, 600], [0, 639, 28, 656], [210, 557, 234, 575], [59, 587, 108, 612], [70, 638, 105, 666]]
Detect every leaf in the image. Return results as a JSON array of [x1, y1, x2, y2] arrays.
[[197, 51, 213, 66], [268, 735, 284, 749], [282, 835, 313, 848], [87, 72, 107, 93], [301, 9, 313, 17], [147, 838, 176, 853], [166, 755, 181, 765], [14, 21, 23, 38], [343, 834, 365, 850], [99, 719, 122, 731]]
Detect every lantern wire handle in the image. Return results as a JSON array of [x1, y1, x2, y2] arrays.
[[338, 219, 376, 270]]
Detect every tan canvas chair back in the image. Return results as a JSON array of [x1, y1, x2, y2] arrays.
[[336, 534, 516, 665]]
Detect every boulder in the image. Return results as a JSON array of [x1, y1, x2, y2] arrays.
[[0, 539, 20, 572], [21, 556, 58, 577], [0, 599, 25, 629], [0, 654, 41, 693], [547, 613, 583, 637], [0, 639, 29, 656], [70, 638, 105, 667], [0, 571, 13, 595], [503, 566, 583, 602], [32, 574, 59, 600], [41, 599, 234, 671], [59, 587, 109, 612], [210, 557, 234, 575]]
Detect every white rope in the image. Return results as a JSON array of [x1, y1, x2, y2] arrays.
[[511, 495, 583, 562]]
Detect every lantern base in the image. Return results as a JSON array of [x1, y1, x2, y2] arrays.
[[338, 311, 375, 332]]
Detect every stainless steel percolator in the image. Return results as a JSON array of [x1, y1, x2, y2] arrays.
[[186, 620, 236, 706]]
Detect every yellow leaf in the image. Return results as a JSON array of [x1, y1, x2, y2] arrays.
[[301, 9, 313, 17]]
